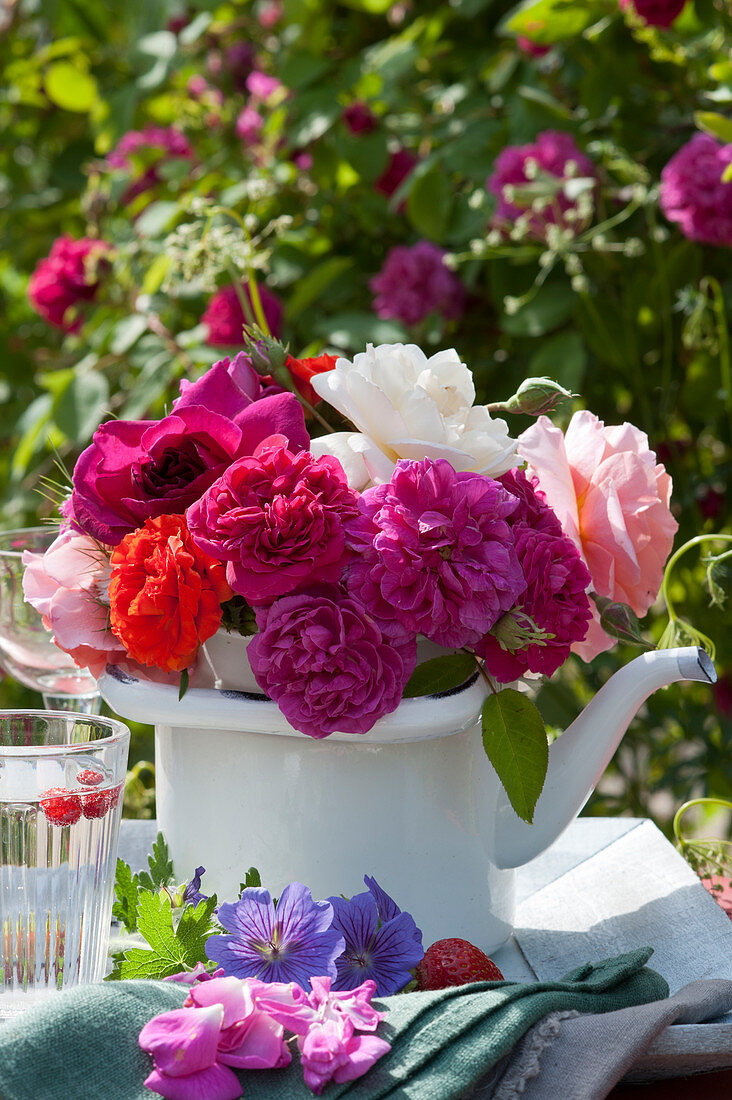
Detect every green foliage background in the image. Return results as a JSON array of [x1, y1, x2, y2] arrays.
[[0, 0, 729, 829]]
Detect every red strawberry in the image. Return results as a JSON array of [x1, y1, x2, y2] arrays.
[[80, 790, 112, 819], [415, 938, 504, 990], [39, 788, 82, 827], [77, 769, 103, 786]]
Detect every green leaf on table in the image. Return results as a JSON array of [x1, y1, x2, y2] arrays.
[[402, 654, 478, 698], [114, 892, 218, 980], [112, 859, 141, 932], [138, 831, 175, 892], [481, 690, 548, 824]]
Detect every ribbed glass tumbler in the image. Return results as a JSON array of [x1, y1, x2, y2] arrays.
[[0, 711, 129, 1017]]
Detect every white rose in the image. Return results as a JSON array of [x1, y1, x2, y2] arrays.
[[311, 342, 518, 482]]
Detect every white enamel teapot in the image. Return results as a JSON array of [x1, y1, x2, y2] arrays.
[[100, 639, 716, 951]]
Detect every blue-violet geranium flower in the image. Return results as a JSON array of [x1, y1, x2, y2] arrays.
[[205, 882, 345, 988], [328, 877, 423, 995]]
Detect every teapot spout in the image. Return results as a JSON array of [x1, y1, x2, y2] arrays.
[[494, 647, 716, 869]]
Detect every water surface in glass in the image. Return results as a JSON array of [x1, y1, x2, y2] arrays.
[[0, 711, 129, 1016]]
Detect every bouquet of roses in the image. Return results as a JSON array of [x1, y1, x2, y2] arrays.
[[23, 338, 677, 821]]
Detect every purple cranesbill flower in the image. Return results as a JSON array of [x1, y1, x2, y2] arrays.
[[362, 876, 422, 945], [183, 866, 208, 907], [328, 883, 423, 996], [205, 883, 345, 988]]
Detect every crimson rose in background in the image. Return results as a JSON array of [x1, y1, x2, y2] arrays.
[[27, 236, 110, 332], [202, 281, 283, 346], [619, 0, 686, 28], [660, 133, 732, 249]]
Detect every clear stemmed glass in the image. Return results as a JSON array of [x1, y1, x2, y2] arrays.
[[0, 528, 101, 713]]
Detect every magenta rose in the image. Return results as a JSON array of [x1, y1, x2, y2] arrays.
[[202, 282, 283, 346], [70, 393, 308, 546], [619, 0, 686, 28], [187, 442, 360, 603], [476, 469, 592, 681], [27, 236, 110, 332], [107, 126, 195, 205], [173, 353, 300, 426], [343, 102, 377, 135], [346, 458, 526, 649], [660, 133, 732, 249], [374, 148, 418, 199], [247, 589, 417, 738]]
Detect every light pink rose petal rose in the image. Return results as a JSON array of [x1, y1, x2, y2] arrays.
[[139, 1005, 223, 1077], [519, 410, 677, 661], [143, 1062, 242, 1100]]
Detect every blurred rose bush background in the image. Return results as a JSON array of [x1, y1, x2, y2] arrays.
[[0, 0, 729, 825]]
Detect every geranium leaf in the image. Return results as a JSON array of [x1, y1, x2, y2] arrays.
[[402, 654, 478, 698], [175, 897, 219, 962], [481, 690, 548, 824], [138, 831, 175, 892], [114, 891, 217, 980], [239, 867, 262, 893], [112, 858, 140, 932]]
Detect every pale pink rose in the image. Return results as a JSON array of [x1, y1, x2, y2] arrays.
[[518, 410, 677, 660], [22, 530, 125, 678]]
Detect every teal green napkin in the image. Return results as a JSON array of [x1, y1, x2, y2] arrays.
[[0, 948, 668, 1100]]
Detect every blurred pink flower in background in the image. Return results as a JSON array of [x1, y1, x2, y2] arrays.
[[106, 126, 195, 204], [27, 236, 110, 332], [487, 130, 597, 240], [225, 41, 257, 92], [246, 70, 284, 102], [236, 105, 264, 145], [22, 530, 125, 678], [660, 133, 732, 248], [619, 0, 686, 28], [370, 241, 465, 326], [259, 2, 284, 28], [517, 36, 550, 57], [518, 410, 678, 660], [202, 282, 283, 346]]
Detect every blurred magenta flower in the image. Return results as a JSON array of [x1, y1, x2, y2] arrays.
[[235, 104, 264, 145], [343, 101, 377, 135], [202, 281, 283, 345], [370, 241, 465, 326], [225, 41, 256, 92], [27, 235, 110, 332], [375, 148, 418, 199], [517, 35, 550, 57], [619, 0, 686, 28], [246, 70, 284, 102], [487, 130, 597, 240], [519, 410, 678, 660], [660, 133, 732, 248], [107, 126, 195, 204]]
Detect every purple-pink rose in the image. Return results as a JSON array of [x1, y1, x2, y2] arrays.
[[370, 241, 465, 327], [245, 70, 284, 101], [247, 588, 417, 739], [342, 102, 377, 135], [202, 282, 283, 346], [187, 442, 360, 603], [27, 236, 110, 332], [106, 126, 195, 205], [346, 458, 526, 649], [374, 148, 418, 199], [487, 130, 597, 240], [476, 468, 592, 681], [660, 133, 732, 249], [70, 390, 308, 547]]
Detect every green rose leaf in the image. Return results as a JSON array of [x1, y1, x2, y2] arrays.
[[402, 654, 478, 698], [499, 0, 596, 46], [694, 112, 732, 145], [44, 61, 98, 112], [481, 689, 548, 824]]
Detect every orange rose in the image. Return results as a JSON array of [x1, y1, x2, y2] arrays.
[[109, 514, 232, 672], [285, 353, 338, 406]]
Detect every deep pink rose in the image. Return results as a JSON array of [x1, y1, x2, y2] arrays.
[[370, 241, 465, 327], [476, 469, 592, 681], [202, 282, 283, 346], [487, 130, 597, 240], [346, 459, 526, 649], [343, 102, 377, 135], [27, 236, 110, 332], [174, 353, 294, 421], [70, 393, 308, 546], [245, 70, 284, 101], [247, 589, 417, 739], [187, 442, 360, 603], [22, 530, 125, 678], [519, 411, 678, 660], [660, 133, 732, 249], [619, 0, 686, 28]]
